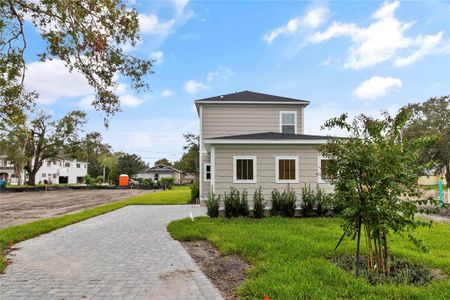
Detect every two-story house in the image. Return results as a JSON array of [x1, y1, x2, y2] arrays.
[[196, 91, 335, 203]]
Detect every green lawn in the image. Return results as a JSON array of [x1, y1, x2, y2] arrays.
[[168, 216, 450, 299], [0, 186, 191, 272]]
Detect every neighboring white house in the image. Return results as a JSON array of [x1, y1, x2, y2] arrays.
[[136, 164, 188, 184], [196, 90, 336, 202], [0, 156, 88, 185]]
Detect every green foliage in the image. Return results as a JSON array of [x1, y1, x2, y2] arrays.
[[168, 217, 450, 299], [142, 178, 153, 187], [107, 167, 120, 185], [1, 0, 152, 122], [190, 178, 199, 200], [301, 184, 332, 217], [116, 153, 147, 178], [173, 133, 199, 175], [206, 192, 220, 218], [403, 95, 450, 187], [158, 176, 174, 189], [224, 187, 241, 218], [83, 175, 93, 185], [239, 189, 250, 217], [320, 110, 438, 276], [271, 187, 296, 217], [154, 158, 172, 166], [253, 186, 266, 218]]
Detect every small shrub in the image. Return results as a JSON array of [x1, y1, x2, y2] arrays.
[[239, 189, 250, 217], [159, 176, 174, 189], [271, 189, 282, 216], [253, 186, 266, 218], [301, 184, 317, 217], [280, 186, 297, 217], [96, 175, 104, 183], [142, 178, 153, 187], [190, 178, 199, 201], [84, 175, 93, 185], [224, 187, 241, 218], [206, 192, 220, 218]]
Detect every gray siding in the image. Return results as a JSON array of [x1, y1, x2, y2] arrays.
[[212, 144, 333, 205], [201, 104, 305, 139]]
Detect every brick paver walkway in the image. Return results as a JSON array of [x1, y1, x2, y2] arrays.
[[0, 205, 222, 299]]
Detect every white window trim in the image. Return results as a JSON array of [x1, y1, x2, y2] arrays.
[[204, 163, 211, 182], [233, 156, 257, 184], [279, 111, 297, 134], [275, 156, 299, 184], [317, 156, 332, 184]]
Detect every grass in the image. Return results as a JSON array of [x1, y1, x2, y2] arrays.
[[168, 216, 450, 299], [0, 186, 191, 272]]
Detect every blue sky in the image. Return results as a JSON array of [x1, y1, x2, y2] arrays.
[[25, 0, 450, 164]]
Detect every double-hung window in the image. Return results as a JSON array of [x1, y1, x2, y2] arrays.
[[280, 111, 297, 134], [204, 163, 211, 182], [318, 157, 336, 183], [233, 156, 257, 183], [275, 156, 299, 183]]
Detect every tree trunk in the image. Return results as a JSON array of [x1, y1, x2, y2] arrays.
[[355, 216, 362, 277], [28, 171, 36, 186]]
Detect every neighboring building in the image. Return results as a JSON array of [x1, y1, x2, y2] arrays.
[[418, 174, 447, 186], [181, 173, 197, 185], [196, 91, 335, 202], [136, 164, 188, 184], [0, 156, 88, 185]]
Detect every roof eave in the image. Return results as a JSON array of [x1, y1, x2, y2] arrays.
[[203, 138, 329, 145]]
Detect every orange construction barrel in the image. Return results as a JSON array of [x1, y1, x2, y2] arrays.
[[118, 174, 129, 187]]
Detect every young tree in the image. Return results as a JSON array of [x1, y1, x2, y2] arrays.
[[98, 153, 118, 183], [173, 133, 199, 175], [19, 110, 86, 185], [321, 110, 435, 277], [1, 0, 152, 123], [403, 96, 450, 187]]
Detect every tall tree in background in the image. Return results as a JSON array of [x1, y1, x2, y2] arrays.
[[116, 153, 146, 178], [403, 96, 450, 187], [98, 153, 118, 183], [1, 0, 152, 124], [19, 110, 86, 185], [154, 158, 172, 166], [0, 124, 28, 184], [173, 133, 199, 175]]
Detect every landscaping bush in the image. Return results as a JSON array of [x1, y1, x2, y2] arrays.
[[272, 187, 296, 217], [224, 187, 241, 218], [239, 189, 250, 217], [253, 186, 266, 218], [301, 184, 317, 217], [96, 175, 104, 183], [142, 178, 153, 187], [84, 175, 93, 185], [206, 192, 220, 218], [190, 178, 199, 201], [159, 176, 174, 189]]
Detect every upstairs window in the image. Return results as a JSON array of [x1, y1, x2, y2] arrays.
[[204, 163, 211, 182], [64, 162, 70, 168], [280, 111, 297, 134], [233, 156, 257, 183], [76, 163, 81, 168]]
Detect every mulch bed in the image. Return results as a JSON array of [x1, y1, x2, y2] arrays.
[[181, 240, 252, 299]]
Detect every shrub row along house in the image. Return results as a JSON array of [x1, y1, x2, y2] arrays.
[[0, 156, 88, 185], [196, 91, 336, 204]]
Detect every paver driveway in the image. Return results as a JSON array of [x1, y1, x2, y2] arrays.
[[0, 205, 222, 300]]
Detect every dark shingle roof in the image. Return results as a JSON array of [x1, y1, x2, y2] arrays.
[[208, 132, 336, 140], [195, 91, 309, 104]]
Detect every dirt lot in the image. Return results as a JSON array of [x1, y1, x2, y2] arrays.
[[0, 189, 154, 229]]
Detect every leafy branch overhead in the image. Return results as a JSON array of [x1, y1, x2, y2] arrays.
[[1, 0, 152, 123]]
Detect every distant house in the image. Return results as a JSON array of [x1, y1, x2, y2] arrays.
[[0, 156, 88, 185], [136, 164, 190, 184], [195, 90, 336, 202]]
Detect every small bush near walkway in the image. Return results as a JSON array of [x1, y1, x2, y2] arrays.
[[271, 186, 296, 217], [206, 192, 220, 218], [253, 186, 266, 218], [224, 187, 250, 218]]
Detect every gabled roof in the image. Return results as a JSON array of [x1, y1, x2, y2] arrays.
[[204, 132, 338, 145], [139, 164, 183, 174], [195, 91, 309, 107]]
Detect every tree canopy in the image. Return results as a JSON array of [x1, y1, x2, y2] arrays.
[[403, 95, 450, 187], [154, 158, 172, 166], [173, 133, 199, 175], [1, 0, 152, 124]]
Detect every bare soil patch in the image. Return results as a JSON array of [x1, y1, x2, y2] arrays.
[[181, 240, 251, 300], [0, 189, 154, 228]]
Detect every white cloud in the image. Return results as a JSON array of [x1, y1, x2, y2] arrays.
[[206, 66, 234, 82], [173, 0, 190, 16], [120, 94, 143, 107], [161, 89, 175, 97], [310, 0, 446, 69], [264, 6, 329, 43], [353, 76, 402, 101], [25, 59, 93, 104], [184, 80, 209, 94], [139, 13, 176, 36], [150, 50, 164, 64]]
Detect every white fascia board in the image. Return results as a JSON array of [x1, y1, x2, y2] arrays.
[[195, 101, 308, 105], [203, 139, 329, 145]]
